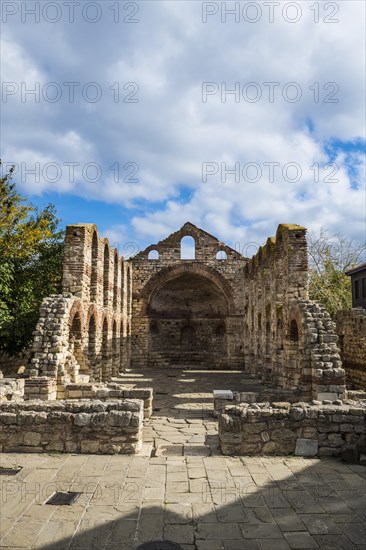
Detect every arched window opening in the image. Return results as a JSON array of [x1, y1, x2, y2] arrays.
[[180, 236, 195, 260], [69, 312, 84, 370], [216, 250, 227, 260], [216, 324, 225, 336], [277, 317, 283, 351], [88, 315, 96, 369], [127, 266, 131, 316], [265, 320, 272, 375], [257, 313, 262, 368], [90, 232, 98, 303], [148, 249, 159, 260], [181, 325, 196, 349], [150, 321, 159, 334], [102, 319, 108, 358], [120, 260, 124, 313], [338, 333, 343, 350], [112, 321, 117, 351], [289, 319, 299, 342], [101, 318, 109, 381], [119, 320, 124, 367], [103, 244, 109, 308], [113, 253, 118, 310], [112, 320, 118, 377]]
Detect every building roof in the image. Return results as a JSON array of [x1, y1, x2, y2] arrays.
[[345, 263, 366, 276]]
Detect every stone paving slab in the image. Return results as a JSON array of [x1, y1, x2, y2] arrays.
[[0, 452, 365, 549], [1, 369, 365, 549]]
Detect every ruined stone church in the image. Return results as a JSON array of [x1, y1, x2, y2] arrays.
[[26, 221, 346, 401]]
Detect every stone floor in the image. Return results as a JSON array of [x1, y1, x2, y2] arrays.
[[0, 368, 365, 550], [115, 368, 266, 457]]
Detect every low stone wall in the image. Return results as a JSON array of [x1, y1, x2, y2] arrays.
[[219, 400, 366, 462], [336, 308, 366, 390], [63, 383, 153, 418], [213, 389, 302, 417], [0, 378, 25, 401], [346, 390, 366, 401], [0, 399, 143, 454], [24, 377, 57, 401]]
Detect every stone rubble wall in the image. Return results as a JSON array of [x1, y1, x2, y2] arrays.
[[63, 383, 153, 417], [242, 225, 345, 399], [219, 400, 366, 461], [346, 389, 366, 401], [213, 388, 303, 416], [26, 294, 80, 380], [0, 399, 143, 454], [0, 378, 25, 401], [336, 308, 366, 390]]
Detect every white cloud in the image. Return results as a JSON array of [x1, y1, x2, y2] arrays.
[[1, 0, 365, 249]]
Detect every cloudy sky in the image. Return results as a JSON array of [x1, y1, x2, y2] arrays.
[[1, 0, 365, 257]]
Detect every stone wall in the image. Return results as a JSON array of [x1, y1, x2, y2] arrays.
[[242, 224, 345, 399], [0, 378, 25, 401], [131, 222, 246, 370], [219, 400, 366, 461], [63, 382, 153, 417], [336, 308, 366, 390], [24, 377, 57, 401], [25, 224, 133, 385], [0, 399, 143, 454], [213, 388, 304, 417], [24, 221, 347, 402]]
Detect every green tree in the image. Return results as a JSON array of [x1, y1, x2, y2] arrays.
[[0, 162, 64, 354], [308, 228, 365, 318]]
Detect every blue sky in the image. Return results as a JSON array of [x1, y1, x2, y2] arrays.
[[1, 0, 365, 256]]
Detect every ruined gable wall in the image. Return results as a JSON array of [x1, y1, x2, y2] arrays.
[[131, 224, 247, 369]]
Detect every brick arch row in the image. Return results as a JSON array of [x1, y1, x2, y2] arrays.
[[89, 229, 132, 316], [68, 301, 131, 382], [243, 298, 345, 400]]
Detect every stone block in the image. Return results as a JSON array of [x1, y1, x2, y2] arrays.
[[80, 440, 100, 453], [23, 431, 42, 446], [213, 390, 234, 400], [317, 393, 338, 401], [74, 413, 91, 427], [295, 438, 318, 457]]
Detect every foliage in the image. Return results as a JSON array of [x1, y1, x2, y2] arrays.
[[308, 228, 365, 318], [0, 162, 64, 354]]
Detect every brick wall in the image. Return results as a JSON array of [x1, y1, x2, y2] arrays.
[[336, 308, 366, 390]]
